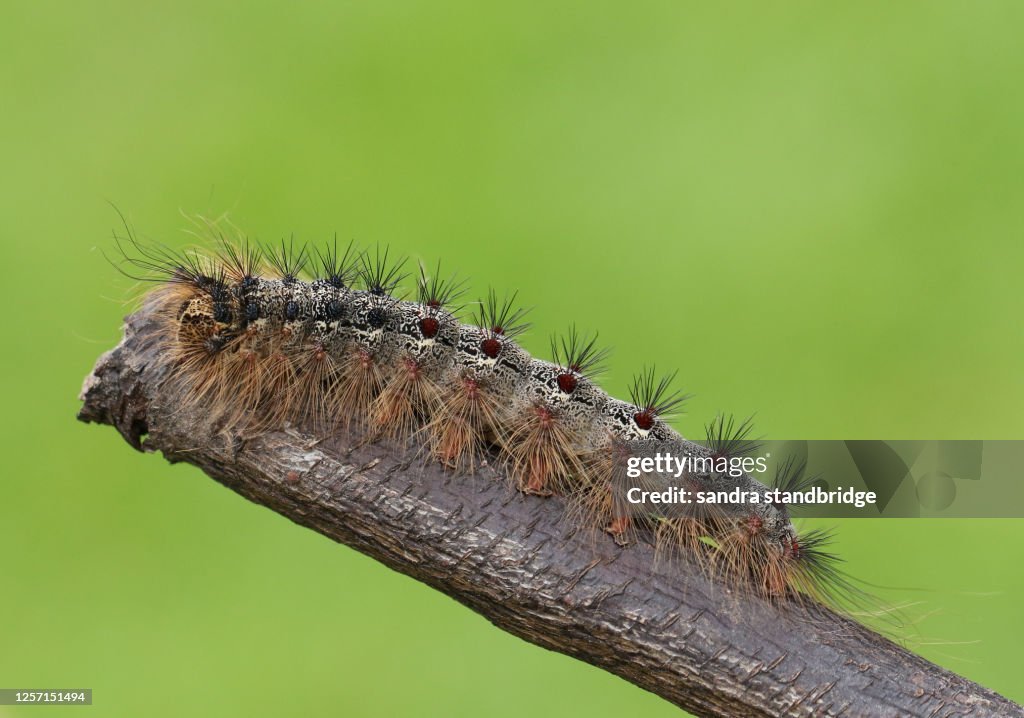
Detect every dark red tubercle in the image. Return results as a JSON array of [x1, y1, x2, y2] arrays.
[[556, 372, 578, 394], [746, 514, 763, 535], [419, 316, 440, 339], [633, 410, 655, 430], [481, 337, 502, 358], [426, 299, 441, 309], [790, 538, 801, 558], [492, 325, 505, 335]]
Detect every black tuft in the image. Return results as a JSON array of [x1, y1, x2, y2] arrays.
[[551, 325, 610, 379], [787, 527, 886, 618], [628, 367, 689, 419], [704, 414, 760, 459], [107, 206, 227, 293], [417, 260, 467, 312], [474, 288, 531, 341], [266, 236, 309, 282], [358, 244, 408, 296], [771, 455, 817, 497], [315, 237, 361, 288], [215, 235, 263, 282]]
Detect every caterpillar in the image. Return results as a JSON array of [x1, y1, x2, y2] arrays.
[[109, 215, 866, 615]]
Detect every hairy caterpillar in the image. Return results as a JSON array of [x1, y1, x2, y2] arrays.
[[109, 216, 865, 614]]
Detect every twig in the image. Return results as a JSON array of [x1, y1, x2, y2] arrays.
[[77, 308, 1022, 718]]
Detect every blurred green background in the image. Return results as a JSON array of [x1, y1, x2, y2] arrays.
[[2, 1, 1023, 715]]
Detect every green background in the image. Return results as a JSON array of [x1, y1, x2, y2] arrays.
[[2, 2, 1022, 716]]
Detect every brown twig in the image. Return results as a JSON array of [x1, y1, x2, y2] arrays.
[[78, 308, 1022, 718]]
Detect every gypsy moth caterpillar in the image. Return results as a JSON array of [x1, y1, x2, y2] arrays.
[[106, 214, 874, 618]]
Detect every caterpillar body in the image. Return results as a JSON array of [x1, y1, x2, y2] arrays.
[[112, 219, 857, 613]]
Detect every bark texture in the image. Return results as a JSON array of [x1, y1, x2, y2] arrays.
[[78, 308, 1022, 718]]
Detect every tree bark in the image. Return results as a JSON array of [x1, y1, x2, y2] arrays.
[[78, 308, 1022, 718]]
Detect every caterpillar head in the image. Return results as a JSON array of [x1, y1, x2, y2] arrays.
[[172, 278, 237, 355]]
